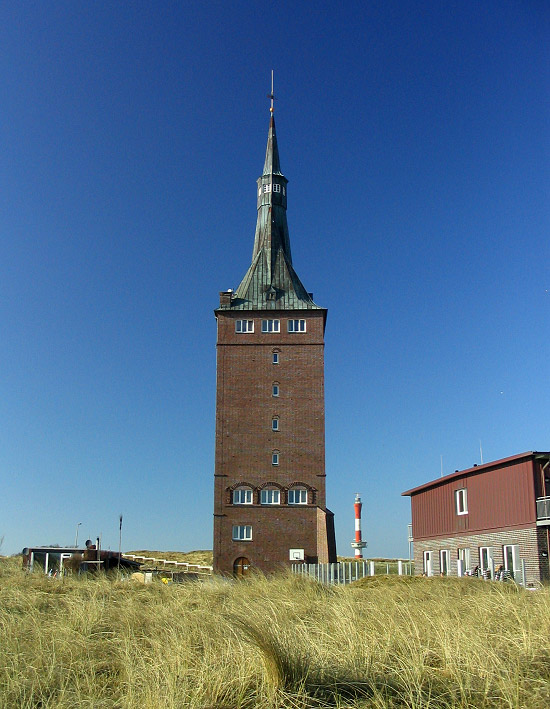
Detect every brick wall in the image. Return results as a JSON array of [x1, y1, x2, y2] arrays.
[[214, 310, 332, 574], [413, 526, 546, 585]]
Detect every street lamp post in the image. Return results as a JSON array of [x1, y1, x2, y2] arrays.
[[75, 522, 82, 548]]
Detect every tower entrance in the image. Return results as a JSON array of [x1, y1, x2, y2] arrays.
[[233, 557, 251, 577]]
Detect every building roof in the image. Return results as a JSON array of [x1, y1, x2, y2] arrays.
[[401, 451, 550, 497], [218, 110, 322, 312]]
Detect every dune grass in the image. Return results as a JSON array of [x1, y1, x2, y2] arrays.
[[1, 557, 550, 708], [124, 550, 213, 566]]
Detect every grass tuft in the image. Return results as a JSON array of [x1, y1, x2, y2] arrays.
[[1, 559, 550, 707]]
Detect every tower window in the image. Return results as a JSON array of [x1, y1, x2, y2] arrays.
[[272, 352, 279, 364], [236, 320, 254, 333], [288, 488, 307, 505], [272, 384, 279, 397], [272, 451, 279, 465], [273, 184, 281, 193], [288, 319, 306, 333], [232, 525, 252, 541], [261, 488, 280, 505], [263, 184, 271, 193], [232, 488, 253, 505], [262, 319, 280, 333], [272, 418, 279, 431]]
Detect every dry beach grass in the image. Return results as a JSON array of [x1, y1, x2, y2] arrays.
[[1, 556, 550, 708]]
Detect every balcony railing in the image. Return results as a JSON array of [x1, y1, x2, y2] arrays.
[[536, 497, 550, 523]]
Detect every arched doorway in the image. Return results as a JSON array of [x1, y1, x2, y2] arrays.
[[233, 557, 251, 577]]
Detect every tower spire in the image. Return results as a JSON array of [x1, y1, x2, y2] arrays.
[[228, 79, 320, 311]]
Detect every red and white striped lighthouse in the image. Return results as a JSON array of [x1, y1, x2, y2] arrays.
[[350, 493, 368, 558]]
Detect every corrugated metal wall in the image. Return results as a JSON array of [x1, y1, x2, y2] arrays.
[[412, 459, 536, 540]]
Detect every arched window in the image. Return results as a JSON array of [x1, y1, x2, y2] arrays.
[[288, 487, 308, 505], [260, 487, 280, 505], [232, 487, 253, 505]]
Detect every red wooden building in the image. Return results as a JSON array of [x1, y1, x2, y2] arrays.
[[402, 452, 550, 585]]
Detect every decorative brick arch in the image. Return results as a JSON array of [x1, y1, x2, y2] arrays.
[[286, 481, 317, 505], [257, 481, 284, 491], [226, 482, 256, 505]]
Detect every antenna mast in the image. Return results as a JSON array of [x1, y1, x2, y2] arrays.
[[268, 70, 275, 113]]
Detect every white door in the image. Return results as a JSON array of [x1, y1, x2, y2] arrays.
[[440, 550, 450, 576], [503, 545, 520, 577], [479, 546, 494, 571], [458, 548, 471, 572], [423, 551, 434, 576]]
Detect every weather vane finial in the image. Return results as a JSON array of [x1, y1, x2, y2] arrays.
[[268, 70, 275, 113]]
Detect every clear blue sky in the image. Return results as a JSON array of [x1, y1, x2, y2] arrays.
[[1, 2, 548, 558]]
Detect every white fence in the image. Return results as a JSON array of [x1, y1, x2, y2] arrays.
[[291, 560, 414, 585], [123, 554, 212, 574]]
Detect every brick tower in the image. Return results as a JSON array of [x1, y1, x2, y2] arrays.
[[213, 93, 336, 575]]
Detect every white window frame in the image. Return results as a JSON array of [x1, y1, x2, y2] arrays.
[[288, 488, 307, 505], [439, 549, 450, 576], [458, 547, 471, 572], [272, 451, 279, 465], [503, 544, 520, 573], [272, 384, 279, 397], [262, 319, 280, 333], [423, 550, 434, 576], [273, 183, 281, 193], [260, 488, 280, 505], [272, 352, 279, 364], [479, 546, 494, 571], [235, 320, 254, 333], [272, 418, 279, 431], [232, 488, 253, 505], [287, 319, 306, 333], [263, 184, 271, 193], [232, 525, 252, 541], [455, 488, 468, 515]]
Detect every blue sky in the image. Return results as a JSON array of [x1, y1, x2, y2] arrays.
[[1, 1, 548, 558]]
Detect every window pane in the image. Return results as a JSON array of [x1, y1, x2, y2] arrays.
[[455, 489, 468, 515], [232, 525, 252, 540], [272, 353, 279, 364], [261, 489, 280, 505], [233, 488, 252, 505], [289, 488, 307, 504], [287, 319, 306, 333], [262, 319, 280, 333], [236, 320, 253, 333]]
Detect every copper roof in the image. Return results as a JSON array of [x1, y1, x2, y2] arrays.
[[218, 114, 322, 312]]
